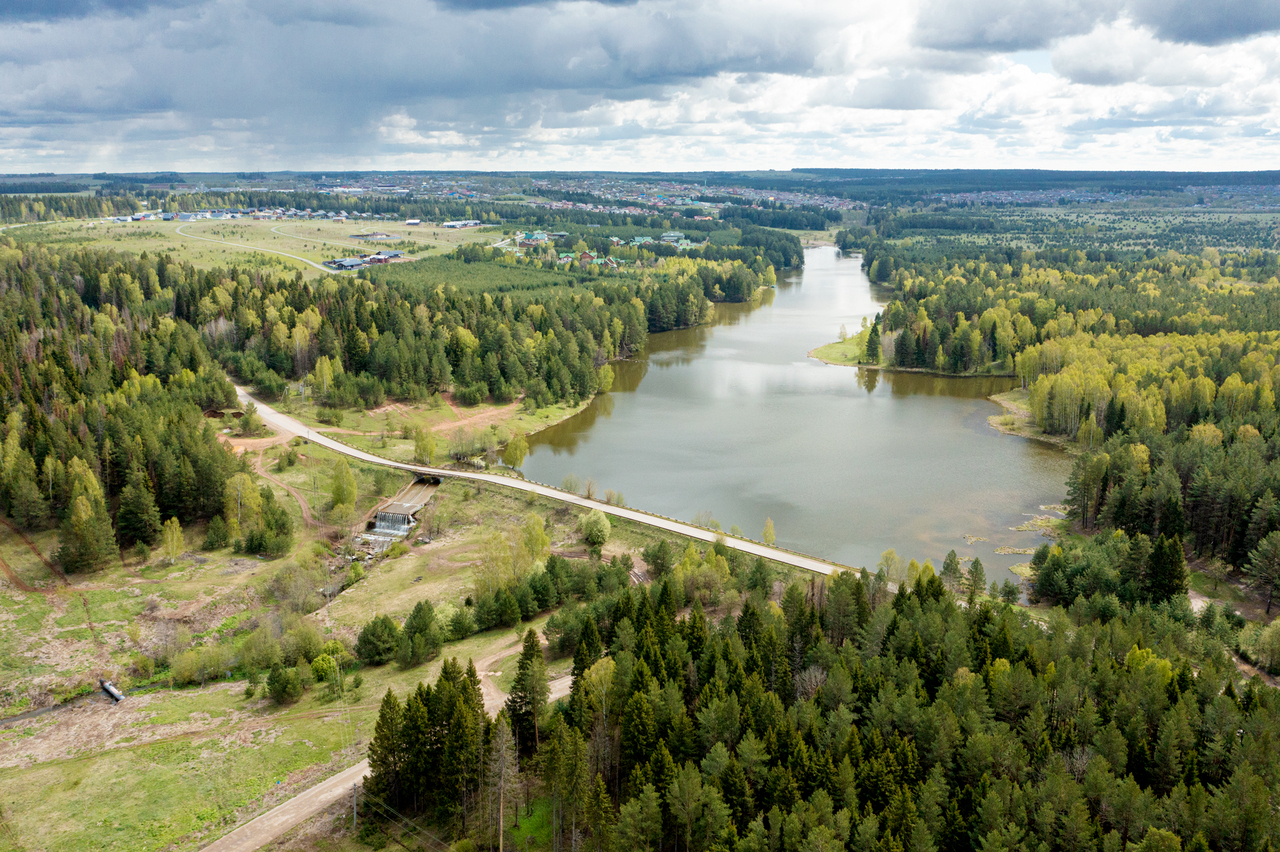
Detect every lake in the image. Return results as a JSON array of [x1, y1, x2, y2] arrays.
[[523, 246, 1072, 585]]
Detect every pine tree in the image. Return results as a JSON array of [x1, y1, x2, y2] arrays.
[[865, 323, 881, 363]]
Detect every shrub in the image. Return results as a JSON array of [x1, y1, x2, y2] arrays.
[[240, 626, 283, 672], [282, 619, 324, 664], [582, 509, 611, 549], [311, 653, 338, 683]]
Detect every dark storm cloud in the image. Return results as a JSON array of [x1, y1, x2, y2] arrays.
[[0, 0, 200, 21], [431, 0, 636, 7], [915, 0, 1280, 51], [1127, 0, 1280, 46]]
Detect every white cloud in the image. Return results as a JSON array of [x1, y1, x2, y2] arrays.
[[0, 0, 1276, 171]]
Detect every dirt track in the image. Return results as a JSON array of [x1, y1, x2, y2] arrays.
[[200, 760, 370, 852]]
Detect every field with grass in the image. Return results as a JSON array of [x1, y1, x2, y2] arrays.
[[0, 470, 797, 852], [6, 218, 506, 279], [809, 326, 870, 366]]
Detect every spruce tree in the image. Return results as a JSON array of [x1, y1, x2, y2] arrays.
[[366, 689, 405, 806], [1147, 534, 1188, 604], [57, 458, 117, 573], [506, 629, 549, 751]]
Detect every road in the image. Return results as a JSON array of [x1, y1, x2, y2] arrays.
[[235, 388, 846, 577], [175, 223, 340, 273], [270, 224, 369, 252], [200, 760, 369, 852], [202, 389, 845, 851]]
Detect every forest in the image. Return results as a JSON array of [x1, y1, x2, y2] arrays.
[[363, 563, 1280, 852], [0, 231, 763, 566], [827, 226, 1280, 624], [0, 239, 246, 573]]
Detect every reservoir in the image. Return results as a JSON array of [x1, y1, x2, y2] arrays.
[[523, 246, 1072, 585]]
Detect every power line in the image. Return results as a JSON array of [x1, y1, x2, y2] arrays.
[[360, 789, 453, 852]]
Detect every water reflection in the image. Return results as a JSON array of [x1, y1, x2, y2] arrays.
[[523, 247, 1070, 583]]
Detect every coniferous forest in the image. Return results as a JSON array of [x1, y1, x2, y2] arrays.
[[364, 569, 1280, 852]]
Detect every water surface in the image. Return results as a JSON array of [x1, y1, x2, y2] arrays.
[[524, 247, 1071, 583]]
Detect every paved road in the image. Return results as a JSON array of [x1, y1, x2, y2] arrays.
[[176, 223, 340, 273], [236, 388, 845, 577], [201, 760, 368, 852]]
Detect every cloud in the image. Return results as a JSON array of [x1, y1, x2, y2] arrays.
[[0, 0, 1276, 171], [913, 0, 1280, 53], [0, 0, 200, 21], [913, 0, 1115, 52], [1127, 0, 1280, 46]]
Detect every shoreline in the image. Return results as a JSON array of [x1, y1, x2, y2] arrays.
[[805, 349, 1081, 452], [985, 388, 1081, 453]]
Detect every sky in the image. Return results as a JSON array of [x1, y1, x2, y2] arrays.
[[1, 0, 1279, 173]]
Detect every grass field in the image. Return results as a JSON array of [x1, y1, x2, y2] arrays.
[[809, 326, 870, 366], [0, 471, 798, 852], [6, 218, 506, 278]]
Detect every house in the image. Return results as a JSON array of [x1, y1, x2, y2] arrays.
[[660, 231, 684, 243], [578, 251, 596, 263], [324, 257, 366, 270], [442, 219, 481, 228], [405, 219, 422, 226]]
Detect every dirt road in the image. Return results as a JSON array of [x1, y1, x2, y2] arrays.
[[200, 760, 369, 852]]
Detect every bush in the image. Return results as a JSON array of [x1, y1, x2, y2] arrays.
[[266, 663, 303, 704], [240, 625, 283, 672], [582, 509, 611, 550], [311, 653, 338, 682], [282, 619, 324, 664], [346, 563, 366, 586], [355, 614, 401, 665], [130, 653, 155, 680]]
